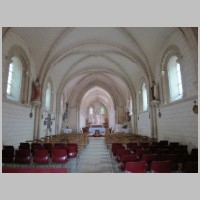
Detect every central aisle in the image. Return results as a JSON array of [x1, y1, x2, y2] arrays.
[[76, 137, 116, 173]]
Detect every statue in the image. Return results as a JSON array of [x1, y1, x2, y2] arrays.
[[62, 102, 68, 122], [31, 78, 41, 101], [126, 111, 131, 122]]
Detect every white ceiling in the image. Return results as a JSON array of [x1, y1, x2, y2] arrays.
[[4, 27, 180, 111]]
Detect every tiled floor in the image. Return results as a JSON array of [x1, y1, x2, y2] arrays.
[[69, 137, 116, 173]]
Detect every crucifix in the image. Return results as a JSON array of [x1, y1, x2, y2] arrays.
[[44, 114, 55, 134]]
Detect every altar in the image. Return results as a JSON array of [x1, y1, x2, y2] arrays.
[[62, 128, 72, 134], [88, 124, 106, 135]]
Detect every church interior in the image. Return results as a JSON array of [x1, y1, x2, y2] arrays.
[[2, 27, 198, 173]]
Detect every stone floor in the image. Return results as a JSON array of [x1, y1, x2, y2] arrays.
[[69, 137, 116, 173]]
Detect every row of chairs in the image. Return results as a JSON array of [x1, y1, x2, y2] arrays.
[[110, 143, 198, 173], [124, 160, 198, 173], [2, 143, 79, 168]]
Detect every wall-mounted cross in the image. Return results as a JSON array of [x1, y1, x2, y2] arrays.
[[44, 114, 55, 131]]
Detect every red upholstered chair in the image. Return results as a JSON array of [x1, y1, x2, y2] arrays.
[[15, 149, 32, 165], [125, 161, 147, 173], [3, 145, 15, 152], [191, 148, 198, 155], [19, 143, 30, 150], [67, 144, 78, 158], [136, 149, 151, 160], [115, 149, 131, 162], [141, 154, 158, 171], [119, 154, 138, 171], [159, 154, 179, 172], [159, 140, 169, 146], [54, 143, 66, 149], [43, 143, 53, 154], [2, 149, 15, 164], [190, 148, 198, 162], [182, 162, 198, 173], [126, 143, 138, 150], [139, 142, 150, 147], [33, 149, 50, 166], [51, 149, 68, 167], [31, 143, 42, 153], [151, 160, 172, 173], [111, 143, 123, 157], [130, 145, 143, 154]]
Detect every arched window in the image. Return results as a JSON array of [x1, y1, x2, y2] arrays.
[[89, 106, 93, 115], [6, 56, 22, 101], [139, 80, 148, 112], [45, 82, 52, 111], [142, 82, 148, 111], [129, 96, 133, 115], [100, 106, 105, 115], [167, 56, 183, 102], [161, 46, 184, 104]]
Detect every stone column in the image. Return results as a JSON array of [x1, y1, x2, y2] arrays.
[[150, 100, 160, 139], [31, 101, 41, 139]]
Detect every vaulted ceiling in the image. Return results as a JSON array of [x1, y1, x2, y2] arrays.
[[3, 27, 186, 111]]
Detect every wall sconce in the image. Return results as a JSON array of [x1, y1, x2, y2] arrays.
[[29, 109, 33, 118], [193, 100, 198, 114], [158, 109, 162, 118]]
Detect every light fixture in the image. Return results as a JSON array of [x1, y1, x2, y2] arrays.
[[29, 109, 33, 118], [193, 100, 198, 114], [158, 109, 161, 118]]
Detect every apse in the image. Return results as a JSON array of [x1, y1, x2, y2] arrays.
[[79, 86, 115, 129]]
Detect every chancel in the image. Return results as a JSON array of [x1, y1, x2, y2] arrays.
[[2, 27, 198, 173]]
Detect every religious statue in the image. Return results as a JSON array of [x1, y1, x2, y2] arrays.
[[31, 78, 41, 101], [126, 111, 131, 122], [151, 81, 159, 100], [62, 102, 68, 122]]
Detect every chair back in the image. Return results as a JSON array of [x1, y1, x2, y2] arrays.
[[33, 149, 49, 164], [151, 160, 172, 173], [125, 161, 147, 173], [182, 162, 198, 173], [51, 149, 68, 163], [15, 149, 31, 164]]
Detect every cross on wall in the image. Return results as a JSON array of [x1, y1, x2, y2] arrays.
[[44, 114, 55, 132]]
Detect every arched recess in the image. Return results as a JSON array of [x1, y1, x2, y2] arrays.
[[137, 76, 151, 137], [42, 77, 54, 113], [78, 86, 115, 130], [56, 70, 134, 133], [4, 45, 30, 104], [160, 45, 184, 104]]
